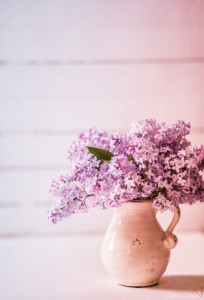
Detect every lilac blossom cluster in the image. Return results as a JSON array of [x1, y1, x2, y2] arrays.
[[48, 119, 204, 223]]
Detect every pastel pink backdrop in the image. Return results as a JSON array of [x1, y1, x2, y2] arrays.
[[0, 0, 204, 236]]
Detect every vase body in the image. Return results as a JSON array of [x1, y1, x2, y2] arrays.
[[101, 200, 180, 287]]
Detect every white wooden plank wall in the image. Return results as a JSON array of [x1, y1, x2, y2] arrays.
[[0, 0, 204, 236]]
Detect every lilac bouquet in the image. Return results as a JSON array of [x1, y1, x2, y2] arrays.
[[48, 119, 204, 224]]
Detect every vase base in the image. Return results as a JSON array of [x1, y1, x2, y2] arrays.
[[118, 280, 159, 288]]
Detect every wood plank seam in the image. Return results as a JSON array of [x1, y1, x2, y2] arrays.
[[1, 57, 204, 66]]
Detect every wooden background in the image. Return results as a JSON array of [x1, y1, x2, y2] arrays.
[[0, 0, 204, 236]]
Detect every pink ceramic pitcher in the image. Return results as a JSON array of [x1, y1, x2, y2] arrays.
[[101, 200, 180, 287]]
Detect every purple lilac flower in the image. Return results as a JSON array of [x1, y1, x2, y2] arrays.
[[48, 119, 204, 223]]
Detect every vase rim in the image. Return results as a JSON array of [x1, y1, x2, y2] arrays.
[[114, 200, 154, 213], [116, 200, 153, 209], [126, 199, 152, 203]]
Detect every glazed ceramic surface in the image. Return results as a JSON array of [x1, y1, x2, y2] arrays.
[[101, 200, 180, 287]]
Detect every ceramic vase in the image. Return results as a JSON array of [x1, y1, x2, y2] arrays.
[[101, 200, 180, 287]]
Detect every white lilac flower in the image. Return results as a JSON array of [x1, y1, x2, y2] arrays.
[[48, 119, 204, 223]]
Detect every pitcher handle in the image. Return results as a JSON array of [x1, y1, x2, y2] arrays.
[[154, 206, 181, 249], [166, 207, 181, 234]]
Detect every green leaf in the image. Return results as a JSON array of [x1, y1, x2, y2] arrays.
[[145, 161, 149, 172], [87, 146, 114, 163], [128, 155, 133, 161]]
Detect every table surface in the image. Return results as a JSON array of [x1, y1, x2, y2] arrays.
[[0, 232, 204, 300]]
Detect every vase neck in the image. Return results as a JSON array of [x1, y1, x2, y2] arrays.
[[115, 200, 155, 218]]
